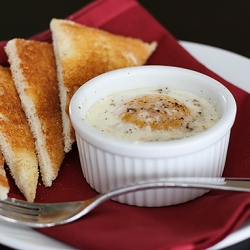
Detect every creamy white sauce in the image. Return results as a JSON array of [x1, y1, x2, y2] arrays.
[[85, 88, 219, 141]]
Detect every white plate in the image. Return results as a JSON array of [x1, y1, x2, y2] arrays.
[[1, 41, 250, 250], [180, 41, 250, 93]]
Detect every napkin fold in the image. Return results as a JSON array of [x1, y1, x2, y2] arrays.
[[3, 0, 250, 249]]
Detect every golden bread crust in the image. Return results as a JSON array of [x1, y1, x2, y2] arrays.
[[0, 66, 38, 201], [0, 66, 36, 151]]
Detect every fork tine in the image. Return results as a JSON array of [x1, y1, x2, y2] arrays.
[[2, 197, 38, 208], [0, 209, 38, 222], [1, 198, 39, 211], [0, 198, 40, 222]]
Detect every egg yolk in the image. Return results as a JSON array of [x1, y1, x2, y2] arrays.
[[120, 94, 190, 130]]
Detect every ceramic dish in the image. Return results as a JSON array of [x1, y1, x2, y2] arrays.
[[69, 65, 236, 207]]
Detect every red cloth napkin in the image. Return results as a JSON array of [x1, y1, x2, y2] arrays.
[[2, 0, 250, 249]]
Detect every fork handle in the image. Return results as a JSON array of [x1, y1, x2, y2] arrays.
[[63, 177, 250, 225], [101, 177, 250, 201]]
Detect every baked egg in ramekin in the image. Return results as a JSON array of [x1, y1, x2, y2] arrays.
[[69, 66, 236, 207]]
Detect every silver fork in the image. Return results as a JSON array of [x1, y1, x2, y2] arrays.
[[1, 177, 250, 228]]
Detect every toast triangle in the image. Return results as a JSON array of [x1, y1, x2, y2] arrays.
[[5, 39, 65, 187], [0, 152, 9, 200], [0, 66, 38, 202], [50, 18, 157, 152]]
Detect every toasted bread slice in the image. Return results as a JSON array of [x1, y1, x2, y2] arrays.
[[0, 66, 38, 202], [50, 18, 157, 152], [5, 39, 65, 187], [0, 152, 9, 200]]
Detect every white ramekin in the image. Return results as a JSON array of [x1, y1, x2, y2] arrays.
[[69, 66, 237, 207]]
